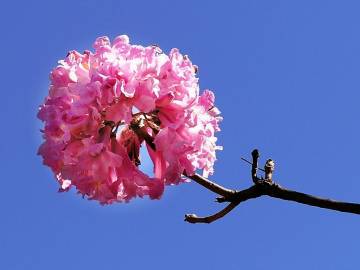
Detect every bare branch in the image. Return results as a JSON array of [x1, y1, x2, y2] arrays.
[[266, 184, 360, 214], [131, 126, 360, 222], [251, 149, 260, 183], [184, 202, 239, 224], [216, 185, 262, 203], [183, 149, 360, 223], [185, 173, 235, 197], [218, 181, 360, 214]]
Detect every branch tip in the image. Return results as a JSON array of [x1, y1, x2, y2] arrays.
[[184, 214, 198, 224], [251, 149, 260, 183], [251, 149, 260, 159], [264, 159, 275, 181]]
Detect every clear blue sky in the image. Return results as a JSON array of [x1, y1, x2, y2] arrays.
[[1, 0, 360, 269]]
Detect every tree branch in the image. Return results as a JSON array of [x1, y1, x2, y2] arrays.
[[184, 149, 360, 224], [133, 123, 360, 222], [217, 181, 360, 214], [184, 202, 239, 224], [251, 149, 259, 183], [266, 183, 360, 214], [185, 173, 235, 197]]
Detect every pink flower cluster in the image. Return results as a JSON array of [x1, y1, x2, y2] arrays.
[[38, 35, 222, 204]]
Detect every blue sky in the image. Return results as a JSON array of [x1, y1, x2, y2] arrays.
[[1, 0, 360, 269]]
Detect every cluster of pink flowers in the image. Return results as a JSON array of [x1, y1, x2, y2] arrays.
[[38, 35, 222, 204]]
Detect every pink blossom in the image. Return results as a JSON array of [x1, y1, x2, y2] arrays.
[[38, 35, 222, 204]]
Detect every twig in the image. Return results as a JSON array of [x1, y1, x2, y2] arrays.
[[184, 202, 239, 224], [184, 173, 235, 198], [251, 149, 260, 183], [240, 157, 265, 172], [264, 159, 275, 181]]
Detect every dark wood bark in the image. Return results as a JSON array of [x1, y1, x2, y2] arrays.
[[184, 149, 360, 224]]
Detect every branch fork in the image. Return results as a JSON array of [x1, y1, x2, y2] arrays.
[[129, 118, 360, 224], [184, 149, 360, 224]]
